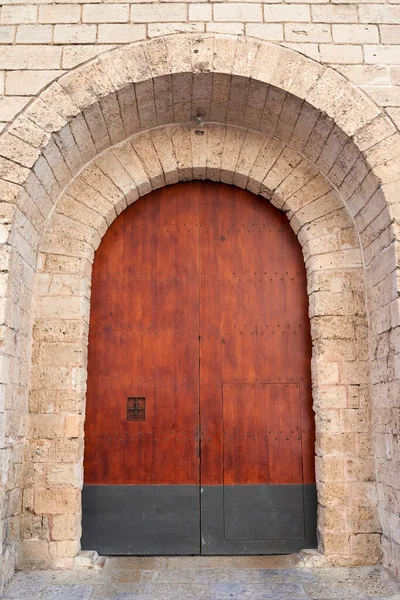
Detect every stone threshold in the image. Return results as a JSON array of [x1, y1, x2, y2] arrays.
[[74, 549, 326, 570]]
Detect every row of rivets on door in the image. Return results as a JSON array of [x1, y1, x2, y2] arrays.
[[95, 271, 302, 276], [86, 430, 302, 436], [91, 379, 306, 384], [91, 382, 305, 390], [92, 323, 303, 327], [86, 435, 301, 442], [96, 274, 300, 278], [111, 223, 284, 229]]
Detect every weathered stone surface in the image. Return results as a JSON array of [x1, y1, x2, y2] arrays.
[[0, 33, 399, 587]]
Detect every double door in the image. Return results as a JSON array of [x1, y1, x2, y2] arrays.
[[82, 181, 317, 554]]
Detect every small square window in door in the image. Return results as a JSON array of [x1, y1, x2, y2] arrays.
[[127, 397, 146, 421]]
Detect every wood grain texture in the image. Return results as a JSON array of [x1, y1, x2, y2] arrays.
[[84, 181, 314, 486], [84, 183, 201, 484], [199, 182, 314, 485]]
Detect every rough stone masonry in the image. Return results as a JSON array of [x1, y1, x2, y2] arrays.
[[0, 2, 399, 596]]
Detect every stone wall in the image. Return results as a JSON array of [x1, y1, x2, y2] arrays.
[[0, 33, 400, 593], [25, 122, 378, 569], [1, 0, 400, 128]]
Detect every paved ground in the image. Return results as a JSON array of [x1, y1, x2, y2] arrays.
[[2, 556, 400, 600]]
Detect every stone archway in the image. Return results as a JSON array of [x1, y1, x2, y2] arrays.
[[27, 123, 371, 568], [0, 34, 399, 577]]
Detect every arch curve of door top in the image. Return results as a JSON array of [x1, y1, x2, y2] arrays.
[[2, 33, 400, 267]]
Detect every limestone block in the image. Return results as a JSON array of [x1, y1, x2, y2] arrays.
[[323, 532, 351, 556], [58, 195, 107, 235], [209, 73, 230, 122], [59, 61, 115, 111], [98, 24, 146, 44], [53, 539, 80, 558], [356, 433, 374, 458], [365, 133, 400, 170], [116, 87, 140, 139], [67, 177, 118, 224], [248, 137, 285, 195], [350, 533, 382, 563], [341, 408, 372, 434], [372, 155, 400, 185], [171, 126, 193, 181], [83, 103, 111, 154], [0, 45, 61, 70], [48, 213, 101, 250], [33, 319, 86, 344], [55, 438, 83, 463], [0, 157, 29, 187], [112, 142, 151, 198], [64, 415, 81, 439], [46, 463, 81, 487], [345, 458, 375, 482], [154, 75, 174, 125], [0, 133, 40, 169], [39, 342, 84, 367], [312, 385, 348, 410], [133, 132, 165, 190], [190, 127, 207, 180], [78, 164, 122, 216], [51, 513, 80, 541], [34, 488, 80, 515], [318, 482, 349, 506], [35, 296, 85, 321], [42, 140, 72, 191], [214, 3, 262, 22], [263, 146, 302, 198], [287, 175, 333, 215], [226, 76, 251, 128], [315, 456, 345, 482], [220, 127, 246, 185], [290, 103, 319, 153], [24, 174, 53, 222], [315, 408, 341, 434], [33, 156, 61, 200], [18, 540, 53, 570], [69, 113, 97, 165], [354, 114, 397, 153], [205, 125, 226, 181], [234, 130, 265, 189], [212, 37, 236, 75], [314, 337, 359, 362], [271, 47, 323, 101], [98, 93, 125, 146], [312, 361, 340, 385], [150, 127, 179, 186], [191, 35, 214, 74], [40, 254, 91, 277], [150, 23, 204, 38], [28, 414, 65, 439], [316, 432, 356, 456], [21, 514, 49, 541]]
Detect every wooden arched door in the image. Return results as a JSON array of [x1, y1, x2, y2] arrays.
[[82, 182, 317, 555]]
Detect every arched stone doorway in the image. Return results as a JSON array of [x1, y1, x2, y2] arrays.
[[28, 120, 373, 568], [0, 34, 398, 574]]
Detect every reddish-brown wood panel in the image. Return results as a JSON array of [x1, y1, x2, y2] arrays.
[[223, 384, 302, 485], [84, 181, 314, 487], [84, 183, 201, 484], [198, 182, 314, 485]]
